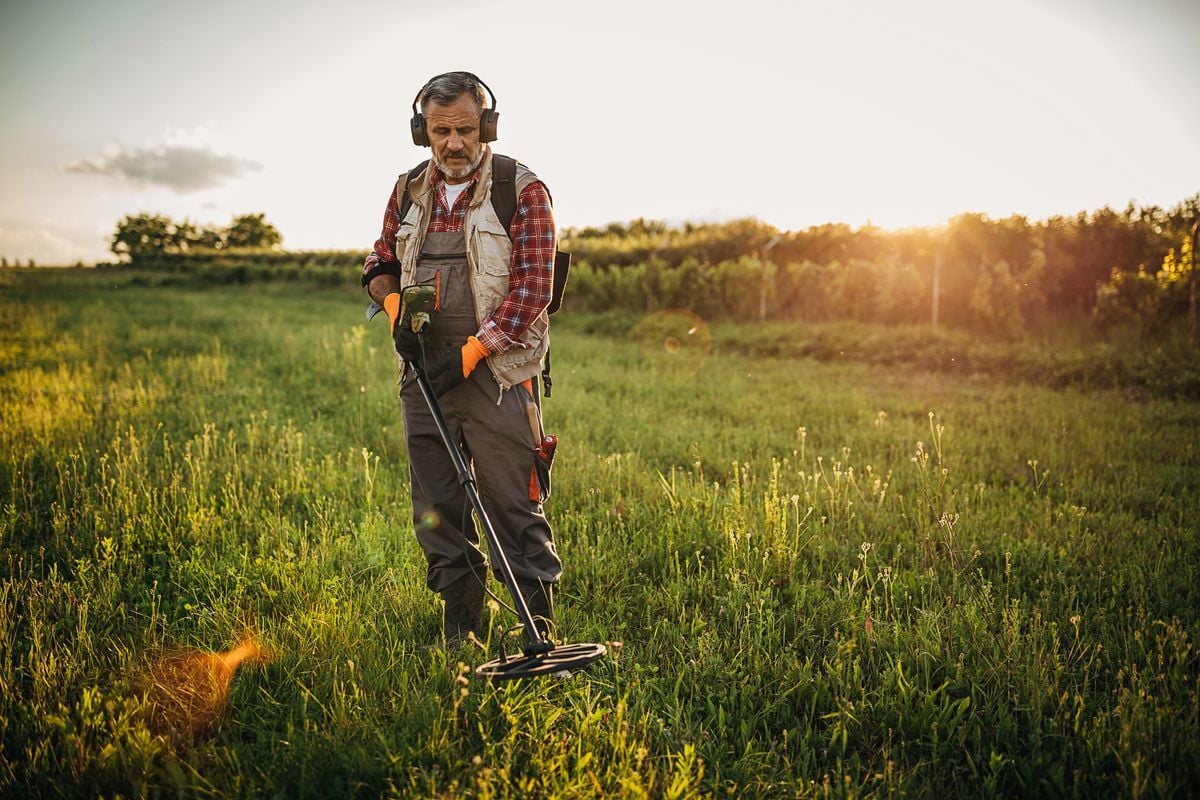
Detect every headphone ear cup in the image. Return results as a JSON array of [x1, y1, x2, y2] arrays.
[[410, 113, 429, 147], [479, 109, 499, 143]]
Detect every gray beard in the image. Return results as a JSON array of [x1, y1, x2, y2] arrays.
[[433, 147, 485, 180]]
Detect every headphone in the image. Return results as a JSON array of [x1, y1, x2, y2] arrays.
[[410, 71, 499, 147]]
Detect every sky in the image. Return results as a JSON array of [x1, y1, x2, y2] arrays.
[[1, 0, 1198, 265]]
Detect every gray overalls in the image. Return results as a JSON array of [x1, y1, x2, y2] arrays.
[[399, 231, 561, 593]]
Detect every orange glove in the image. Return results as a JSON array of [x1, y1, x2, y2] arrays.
[[427, 336, 490, 397], [383, 293, 402, 333], [461, 336, 489, 377]]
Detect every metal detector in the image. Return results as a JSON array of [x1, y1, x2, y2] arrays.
[[399, 286, 606, 681]]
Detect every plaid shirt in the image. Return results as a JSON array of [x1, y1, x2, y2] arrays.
[[363, 151, 555, 354]]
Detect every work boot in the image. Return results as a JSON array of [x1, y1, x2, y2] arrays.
[[440, 569, 486, 644], [516, 580, 555, 641]]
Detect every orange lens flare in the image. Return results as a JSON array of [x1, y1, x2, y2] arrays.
[[142, 632, 274, 736], [632, 308, 712, 376]]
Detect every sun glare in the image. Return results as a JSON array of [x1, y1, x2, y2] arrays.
[[141, 633, 274, 737]]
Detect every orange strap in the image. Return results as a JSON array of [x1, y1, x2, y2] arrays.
[[528, 466, 540, 502], [383, 293, 402, 333], [461, 336, 490, 377]]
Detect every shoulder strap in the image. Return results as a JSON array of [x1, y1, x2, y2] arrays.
[[396, 160, 429, 225], [490, 154, 519, 236], [492, 154, 569, 317], [489, 154, 567, 395]]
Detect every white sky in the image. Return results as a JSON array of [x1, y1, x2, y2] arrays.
[[2, 0, 1198, 264]]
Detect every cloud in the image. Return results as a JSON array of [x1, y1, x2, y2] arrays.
[[0, 218, 109, 265], [64, 138, 261, 193]]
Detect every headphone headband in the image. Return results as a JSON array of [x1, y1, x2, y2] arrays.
[[410, 71, 497, 117]]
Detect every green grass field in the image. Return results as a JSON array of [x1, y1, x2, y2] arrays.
[[2, 271, 1198, 797]]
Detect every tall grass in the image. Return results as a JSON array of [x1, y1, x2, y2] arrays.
[[2, 272, 1198, 797]]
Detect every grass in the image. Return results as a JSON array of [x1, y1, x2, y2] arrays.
[[2, 270, 1198, 797]]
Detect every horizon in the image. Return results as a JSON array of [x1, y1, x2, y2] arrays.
[[3, 0, 1199, 265], [6, 187, 1198, 266]]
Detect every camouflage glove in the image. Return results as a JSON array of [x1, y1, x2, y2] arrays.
[[386, 293, 423, 363]]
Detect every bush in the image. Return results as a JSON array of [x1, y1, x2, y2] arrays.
[[1093, 235, 1194, 335]]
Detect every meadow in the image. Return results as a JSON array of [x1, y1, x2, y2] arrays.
[[2, 270, 1198, 797]]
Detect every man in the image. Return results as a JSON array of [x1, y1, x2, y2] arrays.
[[361, 71, 560, 644]]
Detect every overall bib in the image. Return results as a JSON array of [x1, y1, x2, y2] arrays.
[[399, 231, 561, 593]]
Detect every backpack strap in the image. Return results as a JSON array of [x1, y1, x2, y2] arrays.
[[363, 160, 430, 319], [490, 154, 519, 235], [489, 154, 553, 233], [397, 160, 429, 227], [491, 154, 568, 315], [490, 154, 568, 396]]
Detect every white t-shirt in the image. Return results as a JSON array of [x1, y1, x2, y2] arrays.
[[444, 181, 470, 209]]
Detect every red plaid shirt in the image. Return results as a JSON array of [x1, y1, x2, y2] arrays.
[[363, 150, 556, 354]]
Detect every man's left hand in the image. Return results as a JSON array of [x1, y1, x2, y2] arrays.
[[427, 337, 489, 397]]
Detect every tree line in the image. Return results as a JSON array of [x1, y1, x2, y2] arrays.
[[110, 213, 282, 264], [562, 194, 1199, 337], [102, 195, 1198, 340]]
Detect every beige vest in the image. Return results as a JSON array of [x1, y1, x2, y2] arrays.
[[396, 149, 551, 393]]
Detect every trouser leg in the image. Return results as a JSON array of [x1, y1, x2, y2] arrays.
[[458, 368, 562, 589], [400, 363, 562, 638], [400, 375, 487, 594]]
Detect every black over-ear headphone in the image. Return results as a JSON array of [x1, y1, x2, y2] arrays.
[[410, 72, 499, 147]]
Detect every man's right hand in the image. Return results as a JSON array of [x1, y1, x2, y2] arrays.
[[386, 293, 423, 363]]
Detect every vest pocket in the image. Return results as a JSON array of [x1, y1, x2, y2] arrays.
[[472, 216, 513, 277], [394, 223, 416, 268]]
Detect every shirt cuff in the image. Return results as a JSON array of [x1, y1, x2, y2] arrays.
[[476, 319, 526, 354]]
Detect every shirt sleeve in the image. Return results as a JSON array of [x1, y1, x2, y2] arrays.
[[361, 180, 403, 286], [476, 180, 556, 353]]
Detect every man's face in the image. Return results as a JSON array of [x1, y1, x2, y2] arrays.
[[425, 92, 485, 184]]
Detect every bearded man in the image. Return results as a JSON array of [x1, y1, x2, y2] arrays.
[[361, 71, 560, 643]]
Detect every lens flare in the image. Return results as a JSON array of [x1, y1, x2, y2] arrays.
[[141, 632, 273, 737], [632, 309, 712, 376]]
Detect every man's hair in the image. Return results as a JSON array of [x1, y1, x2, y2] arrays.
[[419, 72, 488, 112]]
